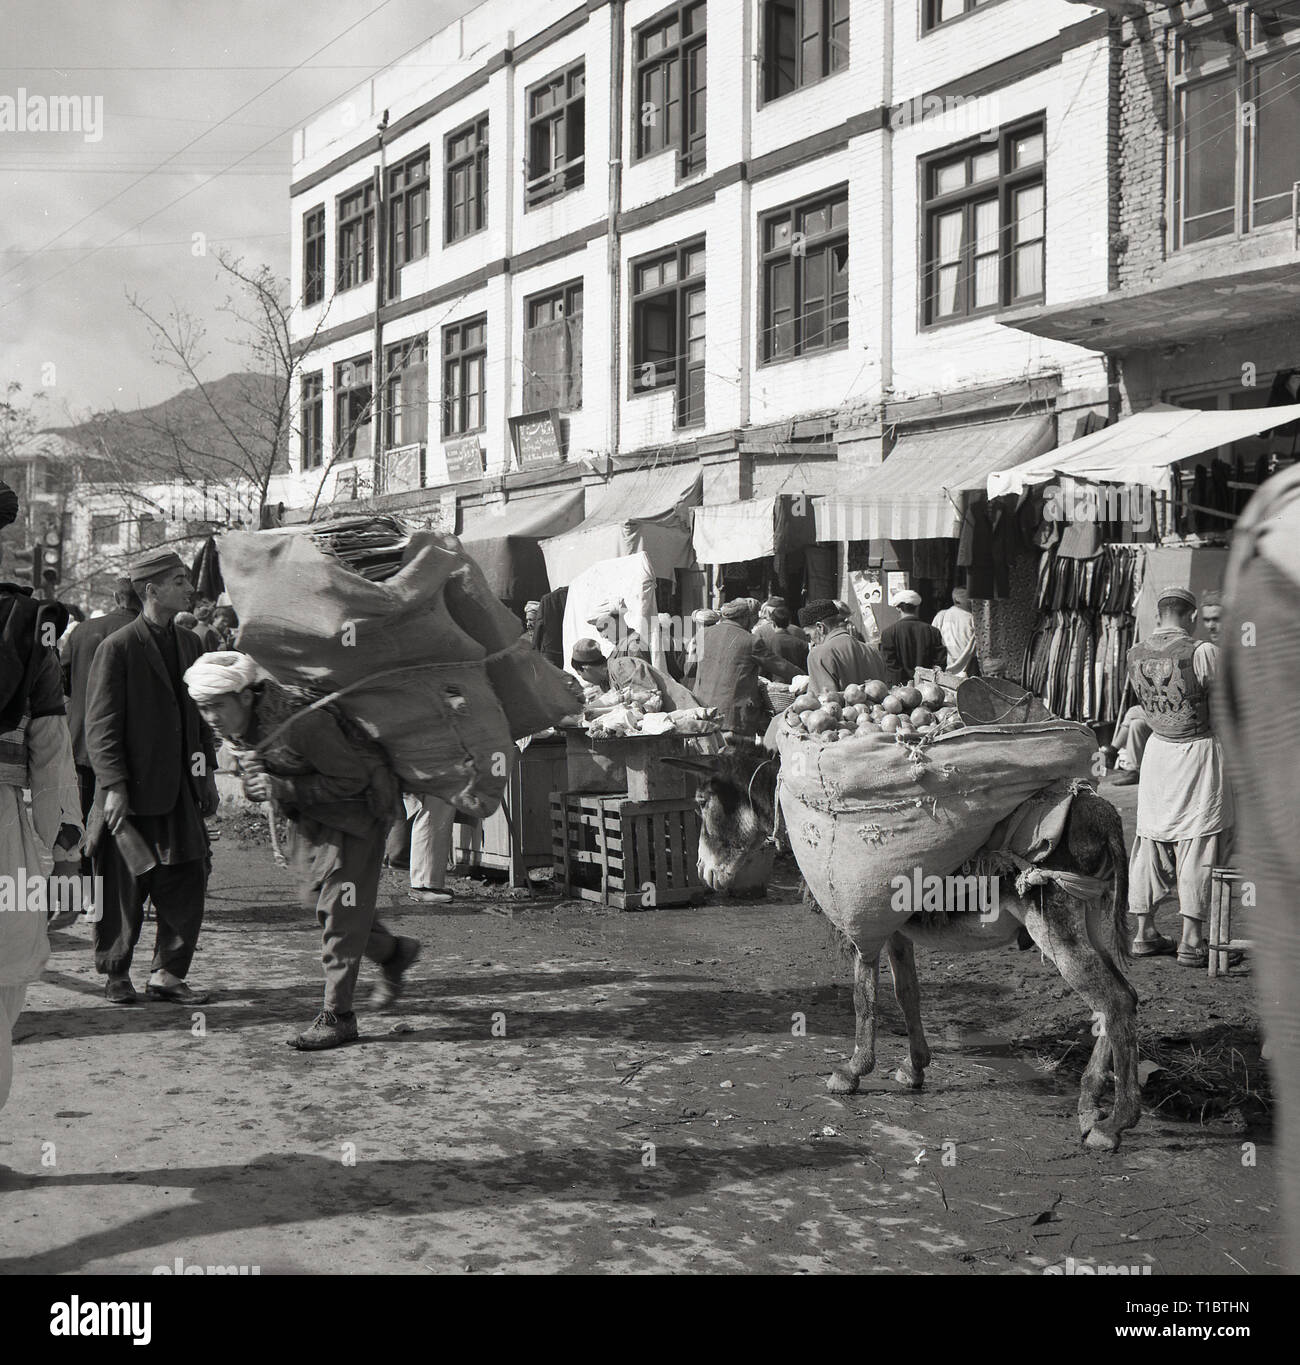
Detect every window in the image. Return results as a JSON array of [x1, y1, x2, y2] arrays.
[[388, 151, 429, 286], [922, 0, 998, 34], [1173, 2, 1300, 247], [761, 187, 848, 361], [444, 116, 488, 244], [762, 0, 849, 103], [526, 63, 585, 208], [336, 182, 374, 292], [303, 205, 325, 306], [523, 281, 583, 411], [630, 240, 705, 428], [301, 372, 324, 470], [333, 357, 372, 462], [443, 316, 487, 437], [385, 337, 428, 448], [921, 121, 1045, 326], [91, 514, 120, 547], [634, 3, 707, 179]]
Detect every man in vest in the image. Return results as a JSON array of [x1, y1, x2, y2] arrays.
[[1127, 586, 1234, 966]]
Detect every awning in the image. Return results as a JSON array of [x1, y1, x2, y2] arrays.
[[987, 404, 1300, 499], [691, 494, 818, 563], [457, 487, 585, 608], [540, 463, 702, 587], [814, 415, 1055, 542]]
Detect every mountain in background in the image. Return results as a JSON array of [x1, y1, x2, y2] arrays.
[[49, 371, 289, 486]]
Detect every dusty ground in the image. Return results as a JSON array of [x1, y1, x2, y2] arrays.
[[0, 780, 1279, 1275]]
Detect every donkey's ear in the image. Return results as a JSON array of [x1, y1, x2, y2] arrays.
[[659, 756, 720, 776]]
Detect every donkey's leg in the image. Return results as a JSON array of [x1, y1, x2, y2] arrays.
[[886, 932, 930, 1089], [827, 946, 879, 1095], [1018, 895, 1140, 1151]]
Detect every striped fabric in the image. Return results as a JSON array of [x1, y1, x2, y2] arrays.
[[813, 415, 1056, 543]]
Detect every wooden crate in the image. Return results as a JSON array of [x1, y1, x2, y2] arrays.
[[563, 731, 695, 801], [550, 791, 705, 910]]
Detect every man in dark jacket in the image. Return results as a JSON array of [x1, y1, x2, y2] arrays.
[[85, 548, 218, 1005], [760, 604, 810, 672], [60, 577, 140, 874], [692, 599, 799, 736], [879, 590, 948, 685], [800, 600, 886, 694]]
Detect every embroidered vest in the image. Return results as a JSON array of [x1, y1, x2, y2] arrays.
[[1126, 631, 1212, 741]]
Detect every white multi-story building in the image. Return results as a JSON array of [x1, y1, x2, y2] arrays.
[[283, 0, 1114, 605]]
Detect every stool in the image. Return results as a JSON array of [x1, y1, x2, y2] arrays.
[[1207, 867, 1251, 977]]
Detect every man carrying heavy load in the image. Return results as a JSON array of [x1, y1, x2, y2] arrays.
[[1126, 586, 1235, 966], [183, 652, 420, 1050]]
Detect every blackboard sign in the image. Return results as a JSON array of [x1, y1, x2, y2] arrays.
[[444, 436, 484, 483], [509, 409, 564, 467]]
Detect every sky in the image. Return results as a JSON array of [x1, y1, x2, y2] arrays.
[[0, 0, 477, 426]]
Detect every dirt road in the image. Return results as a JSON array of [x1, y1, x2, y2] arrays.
[[0, 789, 1279, 1275]]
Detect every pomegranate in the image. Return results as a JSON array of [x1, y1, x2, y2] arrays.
[[895, 686, 923, 711], [864, 680, 889, 702], [842, 684, 866, 706], [910, 707, 935, 727], [881, 695, 904, 715], [879, 714, 901, 733], [805, 709, 836, 734], [818, 690, 844, 708], [919, 682, 945, 708]]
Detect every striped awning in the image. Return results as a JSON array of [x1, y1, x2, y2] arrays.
[[813, 415, 1056, 542]]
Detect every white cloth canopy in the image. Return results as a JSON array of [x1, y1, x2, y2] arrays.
[[987, 403, 1300, 498], [560, 551, 663, 679]]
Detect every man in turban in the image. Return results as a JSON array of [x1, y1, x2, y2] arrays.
[[0, 481, 84, 1114], [184, 651, 419, 1049], [84, 547, 217, 1005]]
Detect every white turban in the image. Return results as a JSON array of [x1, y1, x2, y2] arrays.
[[184, 651, 259, 702]]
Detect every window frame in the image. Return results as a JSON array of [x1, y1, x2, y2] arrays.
[[628, 238, 706, 429], [335, 181, 375, 293], [1170, 2, 1300, 250], [759, 184, 850, 364], [632, 2, 707, 181], [919, 118, 1046, 330], [525, 62, 586, 209], [524, 280, 584, 413], [921, 0, 1005, 38], [303, 205, 326, 307], [759, 0, 850, 107], [301, 371, 324, 471], [444, 115, 489, 245], [442, 315, 488, 439], [384, 335, 429, 450], [332, 357, 373, 464], [387, 150, 430, 285]]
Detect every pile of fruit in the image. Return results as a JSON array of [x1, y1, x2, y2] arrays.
[[781, 679, 963, 744]]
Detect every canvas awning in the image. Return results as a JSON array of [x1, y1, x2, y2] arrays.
[[691, 494, 819, 564], [457, 487, 585, 609], [540, 463, 702, 587], [987, 403, 1300, 499], [814, 415, 1055, 542]]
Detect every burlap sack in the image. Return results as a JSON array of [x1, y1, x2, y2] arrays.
[[775, 722, 1096, 943], [220, 529, 573, 815]]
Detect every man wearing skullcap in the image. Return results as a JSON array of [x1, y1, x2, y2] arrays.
[[60, 576, 141, 879], [0, 481, 84, 1113], [570, 637, 697, 713], [84, 547, 217, 1004], [801, 600, 885, 695], [691, 598, 799, 736], [682, 608, 718, 687], [879, 589, 947, 685], [184, 652, 419, 1048], [1126, 586, 1235, 966]]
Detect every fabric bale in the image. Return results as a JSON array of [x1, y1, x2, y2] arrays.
[[775, 721, 1097, 945]]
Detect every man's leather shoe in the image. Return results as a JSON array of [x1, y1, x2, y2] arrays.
[[105, 977, 137, 1004], [371, 937, 420, 1008], [145, 980, 210, 1005], [289, 1009, 358, 1050]]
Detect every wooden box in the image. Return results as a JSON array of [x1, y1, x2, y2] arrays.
[[563, 731, 695, 801], [550, 792, 706, 910]]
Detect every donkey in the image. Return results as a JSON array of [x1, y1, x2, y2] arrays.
[[664, 745, 1141, 1151]]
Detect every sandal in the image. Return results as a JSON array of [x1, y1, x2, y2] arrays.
[[1131, 933, 1177, 957], [1181, 947, 1245, 968]]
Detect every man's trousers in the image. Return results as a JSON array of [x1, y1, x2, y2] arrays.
[[0, 984, 28, 1111], [1128, 831, 1233, 924], [91, 836, 206, 979]]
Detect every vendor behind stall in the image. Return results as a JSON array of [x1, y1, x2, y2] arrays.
[[587, 598, 651, 664], [799, 600, 886, 695], [571, 638, 696, 713]]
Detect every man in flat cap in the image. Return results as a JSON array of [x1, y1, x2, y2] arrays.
[[60, 576, 141, 877], [692, 598, 799, 737], [879, 589, 947, 685], [84, 547, 218, 1004], [184, 651, 419, 1049], [1126, 585, 1235, 966], [800, 600, 886, 696]]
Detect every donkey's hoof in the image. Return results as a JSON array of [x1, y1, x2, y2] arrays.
[[1078, 1107, 1103, 1136], [827, 1067, 860, 1095], [894, 1065, 925, 1090], [1083, 1125, 1121, 1152]]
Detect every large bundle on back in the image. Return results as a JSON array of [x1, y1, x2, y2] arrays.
[[775, 720, 1095, 943], [219, 517, 580, 817]]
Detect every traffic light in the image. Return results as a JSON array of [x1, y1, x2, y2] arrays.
[[40, 528, 63, 595], [7, 544, 38, 588]]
